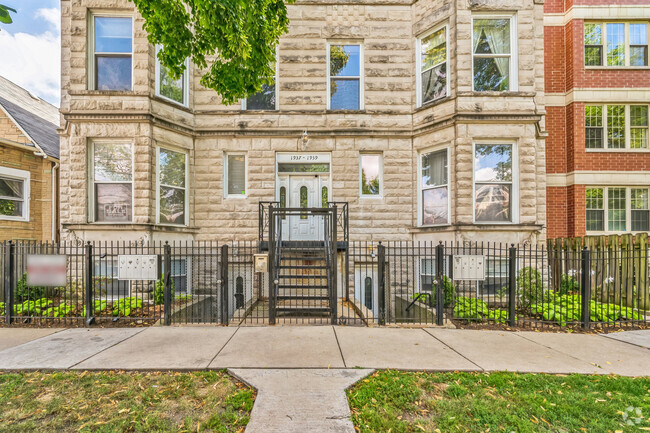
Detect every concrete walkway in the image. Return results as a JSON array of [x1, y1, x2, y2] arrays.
[[0, 326, 647, 376]]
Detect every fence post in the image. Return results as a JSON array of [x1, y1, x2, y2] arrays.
[[330, 205, 338, 325], [220, 244, 229, 325], [581, 246, 591, 329], [377, 242, 386, 326], [5, 241, 15, 325], [85, 241, 94, 326], [508, 244, 517, 327], [163, 242, 171, 326], [436, 242, 444, 326]]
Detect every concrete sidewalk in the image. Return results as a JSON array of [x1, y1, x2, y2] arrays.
[[0, 326, 648, 376]]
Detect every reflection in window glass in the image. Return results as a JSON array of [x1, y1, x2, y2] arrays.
[[329, 45, 361, 110], [474, 144, 513, 222], [421, 149, 448, 225], [93, 143, 132, 222], [420, 27, 447, 104], [94, 17, 132, 90], [586, 188, 604, 231], [606, 23, 625, 66], [360, 154, 381, 196], [631, 105, 649, 149], [631, 188, 649, 231], [159, 148, 186, 225], [0, 177, 25, 217], [608, 187, 626, 231], [584, 23, 603, 66], [473, 18, 511, 91]]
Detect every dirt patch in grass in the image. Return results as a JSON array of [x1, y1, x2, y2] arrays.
[[348, 370, 650, 433], [0, 371, 254, 432]]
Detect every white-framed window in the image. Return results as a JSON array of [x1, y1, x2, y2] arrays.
[[585, 104, 649, 149], [584, 22, 648, 67], [0, 166, 30, 222], [89, 141, 133, 223], [327, 43, 363, 110], [473, 143, 517, 223], [416, 24, 448, 106], [156, 147, 188, 225], [162, 258, 190, 295], [359, 153, 382, 197], [472, 14, 517, 92], [224, 153, 247, 198], [89, 15, 133, 91], [419, 148, 449, 226], [586, 187, 650, 233], [155, 46, 189, 106], [242, 61, 278, 110]]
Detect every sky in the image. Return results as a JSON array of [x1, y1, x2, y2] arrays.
[[0, 1, 60, 106]]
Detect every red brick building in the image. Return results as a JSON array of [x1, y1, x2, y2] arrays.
[[545, 1, 650, 238]]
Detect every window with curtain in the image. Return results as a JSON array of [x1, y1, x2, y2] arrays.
[[419, 26, 447, 105], [158, 148, 187, 225], [93, 16, 132, 90], [586, 187, 650, 233], [584, 22, 648, 67], [0, 172, 27, 220], [92, 142, 132, 222], [585, 104, 649, 149], [156, 46, 187, 105], [420, 149, 449, 225], [225, 154, 246, 197], [472, 17, 513, 91], [474, 144, 513, 223], [360, 154, 382, 196], [329, 44, 362, 110]]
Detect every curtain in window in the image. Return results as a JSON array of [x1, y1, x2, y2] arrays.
[[473, 19, 510, 77]]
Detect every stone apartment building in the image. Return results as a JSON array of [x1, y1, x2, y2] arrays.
[[59, 0, 547, 248], [0, 76, 60, 242], [544, 1, 650, 238]]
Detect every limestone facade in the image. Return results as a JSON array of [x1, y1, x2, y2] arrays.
[[59, 0, 547, 245]]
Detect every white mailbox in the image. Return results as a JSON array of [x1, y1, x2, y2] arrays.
[[452, 255, 486, 281], [118, 255, 158, 280]]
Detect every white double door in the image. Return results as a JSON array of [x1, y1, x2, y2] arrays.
[[278, 175, 329, 241]]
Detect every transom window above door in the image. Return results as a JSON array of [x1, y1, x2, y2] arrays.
[[328, 44, 363, 110]]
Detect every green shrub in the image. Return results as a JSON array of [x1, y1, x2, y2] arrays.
[[559, 272, 581, 295], [153, 273, 175, 305], [112, 297, 143, 317], [516, 267, 545, 307], [15, 273, 47, 302]]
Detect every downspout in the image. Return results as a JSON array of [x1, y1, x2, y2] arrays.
[[52, 161, 59, 242]]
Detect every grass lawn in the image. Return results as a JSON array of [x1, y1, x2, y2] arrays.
[[348, 371, 650, 433], [0, 371, 254, 432]]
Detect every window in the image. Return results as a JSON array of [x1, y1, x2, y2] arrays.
[[155, 46, 188, 106], [586, 187, 650, 233], [584, 22, 648, 67], [474, 144, 515, 223], [360, 154, 382, 197], [328, 44, 362, 110], [420, 149, 449, 225], [91, 142, 132, 222], [418, 26, 448, 106], [364, 276, 373, 310], [235, 276, 244, 309], [480, 258, 509, 294], [162, 258, 189, 295], [243, 63, 277, 110], [472, 15, 516, 91], [224, 153, 246, 198], [0, 167, 29, 221], [321, 186, 328, 208], [94, 258, 130, 298], [91, 16, 132, 90], [420, 258, 435, 295], [585, 105, 649, 149], [157, 148, 187, 225]]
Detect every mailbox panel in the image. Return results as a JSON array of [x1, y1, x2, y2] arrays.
[[452, 255, 486, 281], [118, 255, 158, 280]]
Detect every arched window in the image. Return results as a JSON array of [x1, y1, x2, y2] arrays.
[[300, 186, 308, 219], [235, 276, 244, 309], [322, 186, 328, 208], [364, 276, 373, 310]]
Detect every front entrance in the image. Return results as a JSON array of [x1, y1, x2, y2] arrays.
[[276, 153, 331, 241]]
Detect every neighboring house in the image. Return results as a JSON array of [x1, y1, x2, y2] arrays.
[[59, 0, 547, 246], [545, 5, 650, 238], [0, 76, 60, 242]]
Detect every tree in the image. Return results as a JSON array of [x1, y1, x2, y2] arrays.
[[130, 0, 294, 105], [0, 4, 16, 30]]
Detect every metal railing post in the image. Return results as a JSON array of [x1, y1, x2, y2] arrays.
[[220, 244, 229, 325], [85, 241, 94, 326], [581, 246, 591, 329], [268, 208, 276, 325], [436, 242, 444, 326], [163, 242, 172, 326], [508, 244, 517, 327], [377, 242, 386, 326], [330, 206, 338, 325], [5, 241, 15, 325]]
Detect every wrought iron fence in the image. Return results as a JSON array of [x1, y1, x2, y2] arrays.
[[1, 239, 648, 329]]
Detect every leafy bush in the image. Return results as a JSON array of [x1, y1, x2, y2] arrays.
[[176, 294, 192, 302], [516, 267, 545, 307], [112, 297, 143, 317], [453, 297, 513, 323], [154, 273, 175, 305], [559, 272, 581, 295], [15, 273, 47, 302], [530, 292, 643, 326], [0, 302, 4, 316], [437, 276, 456, 308]]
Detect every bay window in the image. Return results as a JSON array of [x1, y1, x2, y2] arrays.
[[91, 16, 133, 91], [584, 22, 648, 67], [585, 104, 649, 149], [328, 44, 362, 110], [417, 25, 448, 106], [155, 46, 189, 106], [0, 167, 29, 221], [586, 187, 650, 233], [157, 148, 187, 225], [90, 142, 133, 223], [474, 144, 515, 223], [420, 149, 449, 226], [472, 15, 517, 92]]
